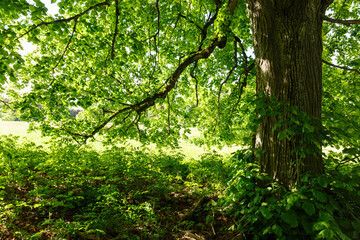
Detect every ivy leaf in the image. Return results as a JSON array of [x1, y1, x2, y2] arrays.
[[312, 190, 327, 203], [272, 224, 283, 237], [317, 229, 335, 239], [277, 131, 287, 141], [259, 206, 273, 219], [313, 221, 330, 231], [317, 175, 330, 188], [302, 202, 315, 216], [281, 211, 298, 228]]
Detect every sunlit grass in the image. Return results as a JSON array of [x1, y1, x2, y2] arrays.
[[0, 121, 46, 143], [0, 120, 239, 159]]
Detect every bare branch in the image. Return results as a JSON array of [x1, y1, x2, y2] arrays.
[[322, 59, 360, 75], [17, 0, 111, 40], [83, 27, 227, 141], [322, 14, 360, 26]]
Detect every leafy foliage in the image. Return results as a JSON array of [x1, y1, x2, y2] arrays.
[[222, 149, 360, 240], [0, 135, 236, 239]]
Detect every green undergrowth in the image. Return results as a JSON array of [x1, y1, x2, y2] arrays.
[[0, 135, 236, 239], [1, 135, 360, 239], [222, 149, 360, 240]]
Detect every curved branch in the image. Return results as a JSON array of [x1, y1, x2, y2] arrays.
[[322, 59, 360, 75], [52, 19, 78, 72], [17, 0, 111, 40], [66, 0, 239, 142], [322, 14, 360, 26]]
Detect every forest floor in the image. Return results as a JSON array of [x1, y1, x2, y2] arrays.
[[0, 121, 243, 239]]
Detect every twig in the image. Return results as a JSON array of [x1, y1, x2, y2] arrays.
[[17, 0, 111, 40], [0, 99, 12, 110], [179, 13, 203, 32], [217, 39, 239, 114], [52, 19, 78, 72], [322, 14, 360, 26], [322, 59, 360, 75], [125, 113, 141, 132]]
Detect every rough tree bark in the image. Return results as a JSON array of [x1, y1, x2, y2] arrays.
[[245, 0, 331, 186]]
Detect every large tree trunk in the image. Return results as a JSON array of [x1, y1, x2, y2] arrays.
[[246, 0, 326, 186]]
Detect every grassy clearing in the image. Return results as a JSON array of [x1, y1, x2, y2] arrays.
[[0, 121, 45, 144], [0, 121, 239, 159]]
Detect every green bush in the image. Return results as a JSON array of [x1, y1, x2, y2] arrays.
[[222, 149, 360, 240]]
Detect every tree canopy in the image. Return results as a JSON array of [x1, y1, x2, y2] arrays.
[[0, 0, 359, 150]]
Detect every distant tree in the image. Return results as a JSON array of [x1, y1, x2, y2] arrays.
[[1, 0, 359, 185]]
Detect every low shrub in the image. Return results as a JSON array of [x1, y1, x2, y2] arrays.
[[222, 149, 360, 240]]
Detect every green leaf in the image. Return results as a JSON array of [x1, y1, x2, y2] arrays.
[[303, 123, 315, 133], [317, 175, 330, 188], [301, 219, 313, 234], [302, 202, 315, 216], [317, 229, 334, 239], [281, 211, 298, 228], [278, 131, 287, 141], [285, 194, 298, 210], [351, 221, 360, 231], [313, 221, 330, 231], [254, 194, 261, 205], [319, 211, 334, 222], [259, 206, 273, 219], [312, 190, 327, 203], [272, 224, 283, 237]]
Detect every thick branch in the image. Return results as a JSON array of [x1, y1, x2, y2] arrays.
[[322, 14, 360, 26], [17, 0, 111, 39], [66, 0, 239, 141], [322, 59, 360, 75]]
